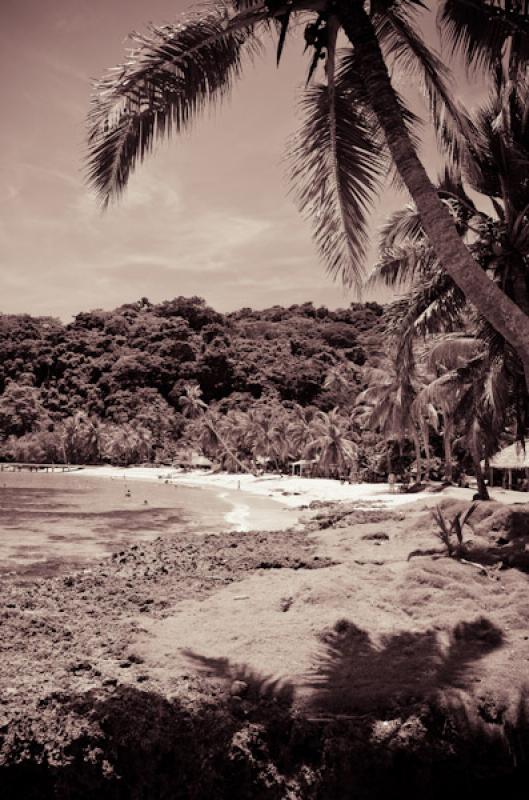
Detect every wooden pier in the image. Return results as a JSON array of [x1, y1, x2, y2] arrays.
[[0, 463, 83, 473]]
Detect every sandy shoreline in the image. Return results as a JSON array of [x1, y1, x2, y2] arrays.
[[68, 466, 302, 533], [71, 465, 529, 510]]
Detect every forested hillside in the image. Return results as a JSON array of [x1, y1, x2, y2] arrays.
[[0, 297, 385, 467]]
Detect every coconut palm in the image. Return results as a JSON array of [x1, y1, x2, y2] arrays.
[[354, 358, 422, 480], [439, 0, 529, 80], [179, 383, 207, 419], [242, 405, 280, 468], [189, 407, 253, 472], [370, 79, 529, 470], [87, 0, 529, 389], [414, 366, 461, 485], [99, 421, 153, 465], [305, 408, 357, 476], [61, 412, 102, 464], [178, 383, 253, 471], [416, 334, 507, 499], [323, 364, 360, 409], [288, 403, 316, 460]]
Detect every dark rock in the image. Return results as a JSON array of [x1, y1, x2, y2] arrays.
[[361, 532, 390, 541], [68, 661, 92, 674]]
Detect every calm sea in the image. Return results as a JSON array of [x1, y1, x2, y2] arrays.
[[0, 471, 296, 578]]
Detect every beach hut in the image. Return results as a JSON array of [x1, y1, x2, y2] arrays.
[[173, 452, 213, 470], [487, 444, 529, 491], [290, 458, 317, 477], [189, 454, 213, 470]]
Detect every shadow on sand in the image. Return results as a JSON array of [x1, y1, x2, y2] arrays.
[[303, 616, 504, 717], [4, 616, 529, 799]]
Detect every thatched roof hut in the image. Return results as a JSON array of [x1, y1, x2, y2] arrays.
[[489, 444, 529, 470], [174, 452, 213, 469], [486, 443, 529, 490]]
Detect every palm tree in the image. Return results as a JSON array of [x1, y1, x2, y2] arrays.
[[178, 383, 207, 419], [288, 403, 316, 461], [370, 79, 529, 475], [439, 1, 529, 81], [323, 364, 360, 409], [242, 405, 283, 469], [86, 0, 529, 389], [416, 334, 505, 499], [188, 406, 253, 473], [414, 368, 459, 484], [305, 408, 357, 477], [61, 412, 101, 464], [178, 383, 249, 470], [100, 421, 153, 465], [354, 358, 422, 480]]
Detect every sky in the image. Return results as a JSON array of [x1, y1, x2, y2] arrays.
[[0, 0, 489, 321]]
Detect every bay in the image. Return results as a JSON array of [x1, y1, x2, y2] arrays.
[[0, 470, 297, 577]]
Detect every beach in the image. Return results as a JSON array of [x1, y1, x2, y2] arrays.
[[70, 464, 529, 509], [0, 468, 529, 800]]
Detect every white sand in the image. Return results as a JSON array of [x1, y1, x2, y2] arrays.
[[70, 466, 529, 511]]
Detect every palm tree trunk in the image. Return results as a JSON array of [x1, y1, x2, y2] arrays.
[[421, 420, 431, 482], [443, 418, 454, 483], [412, 429, 422, 484], [336, 2, 529, 391], [212, 427, 254, 475], [472, 450, 490, 501]]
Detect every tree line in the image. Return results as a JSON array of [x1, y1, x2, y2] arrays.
[[0, 298, 387, 469]]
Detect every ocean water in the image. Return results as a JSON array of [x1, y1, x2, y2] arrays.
[[0, 471, 297, 577]]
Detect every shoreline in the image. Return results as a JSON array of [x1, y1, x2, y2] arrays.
[[59, 466, 302, 534], [69, 464, 529, 511]]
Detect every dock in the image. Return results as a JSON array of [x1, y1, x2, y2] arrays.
[[0, 463, 83, 473]]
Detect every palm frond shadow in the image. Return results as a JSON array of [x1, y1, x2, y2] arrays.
[[181, 648, 295, 706], [303, 616, 504, 717], [4, 681, 529, 799]]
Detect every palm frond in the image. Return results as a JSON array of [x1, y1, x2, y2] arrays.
[[464, 92, 528, 200], [366, 243, 436, 291], [482, 354, 510, 422], [87, 2, 265, 205], [376, 2, 472, 162], [459, 501, 477, 529], [413, 397, 440, 431], [427, 333, 481, 373], [336, 48, 421, 143], [438, 0, 529, 73], [288, 53, 387, 291], [465, 80, 529, 208], [275, 9, 292, 65], [436, 165, 482, 232], [378, 205, 425, 258], [386, 267, 467, 343], [416, 372, 461, 409]]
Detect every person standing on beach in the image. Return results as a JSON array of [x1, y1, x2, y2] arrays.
[[388, 473, 396, 494]]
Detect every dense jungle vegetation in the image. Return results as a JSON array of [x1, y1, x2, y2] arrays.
[[0, 297, 388, 472]]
